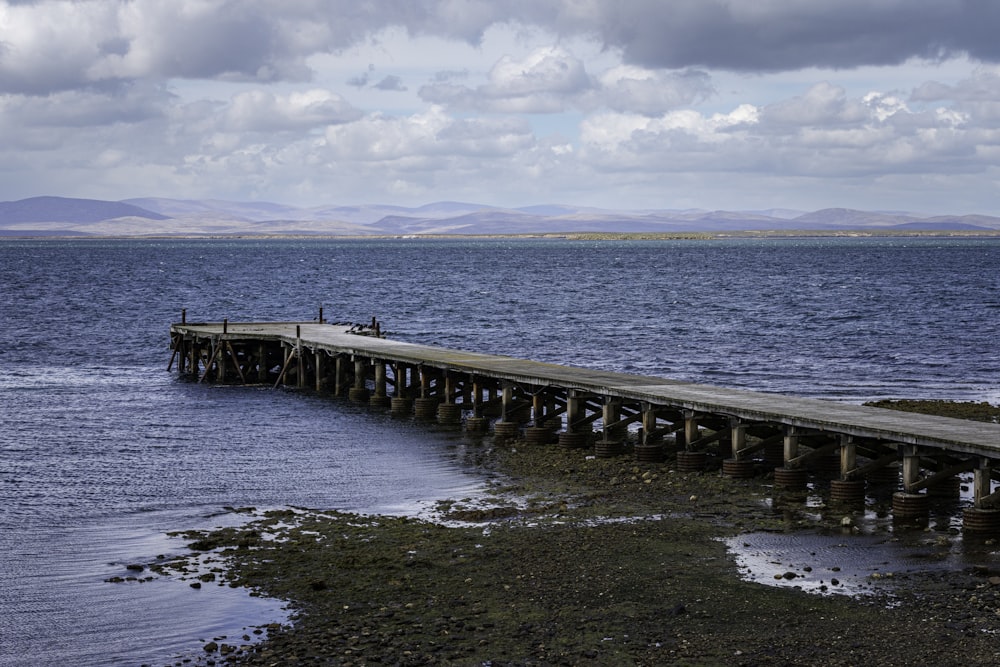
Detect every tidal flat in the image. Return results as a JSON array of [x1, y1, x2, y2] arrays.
[[167, 400, 1000, 666]]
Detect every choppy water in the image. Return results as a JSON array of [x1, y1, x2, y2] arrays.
[[2, 237, 999, 665]]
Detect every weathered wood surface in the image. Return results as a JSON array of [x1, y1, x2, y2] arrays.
[[171, 321, 1000, 458]]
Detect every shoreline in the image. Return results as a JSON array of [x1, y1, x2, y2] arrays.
[[5, 229, 1000, 241], [158, 400, 1000, 665]]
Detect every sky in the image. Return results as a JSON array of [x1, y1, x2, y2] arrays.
[[2, 1, 1000, 214]]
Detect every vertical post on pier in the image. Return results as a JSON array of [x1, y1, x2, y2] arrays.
[[501, 383, 514, 421], [461, 374, 471, 406], [730, 419, 746, 459], [602, 397, 621, 441], [901, 445, 920, 492], [642, 404, 658, 445], [973, 458, 992, 509], [783, 426, 799, 464], [418, 366, 431, 398], [257, 343, 268, 382], [296, 352, 304, 388], [176, 335, 186, 374], [443, 373, 456, 404], [349, 357, 369, 401], [374, 362, 387, 400], [314, 350, 322, 391], [189, 338, 199, 378], [532, 391, 545, 427], [389, 363, 400, 397], [471, 376, 482, 417], [839, 435, 856, 479], [684, 412, 699, 451], [216, 336, 227, 384], [566, 390, 582, 433], [333, 356, 345, 395], [893, 444, 930, 524]]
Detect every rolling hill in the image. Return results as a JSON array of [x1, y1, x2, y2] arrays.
[[2, 196, 999, 237]]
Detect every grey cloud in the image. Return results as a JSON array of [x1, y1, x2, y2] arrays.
[[348, 73, 371, 88], [8, 1, 1000, 98], [593, 68, 715, 115], [433, 70, 469, 83], [374, 75, 407, 91], [538, 0, 1000, 72], [911, 69, 1000, 102]]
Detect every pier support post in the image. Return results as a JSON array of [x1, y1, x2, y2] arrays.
[[189, 339, 198, 378], [470, 376, 482, 417], [334, 356, 345, 396], [783, 426, 799, 464], [257, 343, 268, 382], [893, 445, 929, 525], [314, 350, 323, 392], [829, 435, 866, 505], [413, 367, 441, 418], [684, 412, 699, 451], [465, 376, 489, 433], [176, 336, 186, 374], [963, 458, 1000, 533], [216, 338, 227, 384], [722, 419, 755, 478], [492, 383, 521, 440], [773, 426, 809, 490], [294, 333, 303, 388], [349, 357, 370, 401], [500, 383, 514, 422], [730, 420, 746, 459], [602, 398, 621, 441], [566, 390, 582, 433], [370, 361, 391, 407], [641, 405, 659, 445], [629, 401, 660, 462], [532, 392, 546, 427], [839, 435, 857, 479], [973, 458, 992, 509], [557, 390, 589, 449], [901, 445, 920, 492], [437, 373, 462, 424]]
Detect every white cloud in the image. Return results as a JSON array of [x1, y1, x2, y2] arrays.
[[3, 1, 1000, 213], [420, 46, 590, 113], [223, 89, 362, 132]]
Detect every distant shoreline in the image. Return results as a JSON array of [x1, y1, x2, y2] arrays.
[[4, 228, 1000, 241]]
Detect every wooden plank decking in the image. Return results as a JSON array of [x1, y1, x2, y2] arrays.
[[170, 321, 1000, 460]]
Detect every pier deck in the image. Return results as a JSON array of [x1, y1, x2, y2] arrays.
[[169, 319, 1000, 531]]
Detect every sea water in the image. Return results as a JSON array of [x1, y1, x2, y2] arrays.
[[1, 237, 998, 665]]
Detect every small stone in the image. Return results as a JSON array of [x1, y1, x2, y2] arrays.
[[203, 642, 218, 653]]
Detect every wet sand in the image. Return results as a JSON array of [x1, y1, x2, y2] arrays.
[[167, 400, 1000, 666]]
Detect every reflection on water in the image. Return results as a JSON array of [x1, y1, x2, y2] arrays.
[[730, 474, 997, 598]]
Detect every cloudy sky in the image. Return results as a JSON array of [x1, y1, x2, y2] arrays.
[[2, 0, 1000, 214]]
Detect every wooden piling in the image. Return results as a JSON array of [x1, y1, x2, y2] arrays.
[[168, 319, 1000, 533]]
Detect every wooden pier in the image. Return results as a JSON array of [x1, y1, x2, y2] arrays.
[[169, 316, 1000, 533]]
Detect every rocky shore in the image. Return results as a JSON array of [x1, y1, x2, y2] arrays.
[[163, 400, 1000, 666]]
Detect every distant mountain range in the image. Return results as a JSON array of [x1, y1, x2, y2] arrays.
[[2, 195, 999, 237]]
